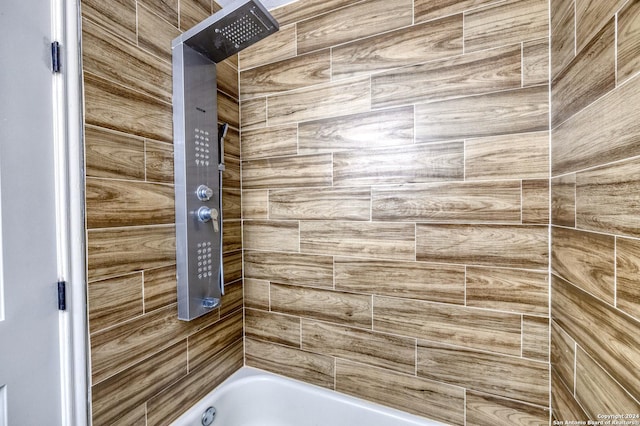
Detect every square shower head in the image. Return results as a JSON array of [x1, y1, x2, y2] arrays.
[[173, 0, 279, 63]]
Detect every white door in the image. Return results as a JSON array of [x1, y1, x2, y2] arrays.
[[0, 0, 64, 424]]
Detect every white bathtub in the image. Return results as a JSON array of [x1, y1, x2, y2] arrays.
[[172, 367, 445, 426]]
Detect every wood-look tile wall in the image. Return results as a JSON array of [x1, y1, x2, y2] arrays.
[[550, 0, 640, 422], [240, 0, 551, 424], [80, 1, 243, 424]]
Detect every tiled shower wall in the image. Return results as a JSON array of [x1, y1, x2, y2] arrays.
[[80, 1, 243, 424], [550, 0, 640, 421], [240, 0, 552, 424]]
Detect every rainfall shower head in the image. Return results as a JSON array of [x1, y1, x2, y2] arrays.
[[174, 0, 279, 63]]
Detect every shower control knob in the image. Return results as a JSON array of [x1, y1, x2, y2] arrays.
[[197, 207, 220, 232], [196, 185, 214, 201]]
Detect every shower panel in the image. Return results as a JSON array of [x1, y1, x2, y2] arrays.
[[172, 0, 278, 321]]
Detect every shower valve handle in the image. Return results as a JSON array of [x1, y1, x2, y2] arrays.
[[197, 206, 219, 232], [196, 185, 214, 201]]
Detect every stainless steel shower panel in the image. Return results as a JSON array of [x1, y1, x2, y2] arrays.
[[174, 0, 279, 63], [173, 43, 223, 321]]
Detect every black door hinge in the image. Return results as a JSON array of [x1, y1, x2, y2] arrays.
[[57, 281, 66, 311], [51, 41, 61, 73]]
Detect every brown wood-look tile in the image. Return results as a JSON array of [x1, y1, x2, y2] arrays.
[[244, 278, 270, 310], [81, 0, 136, 43], [552, 274, 640, 399], [243, 220, 299, 252], [523, 39, 550, 87], [138, 0, 178, 27], [575, 0, 627, 53], [92, 341, 187, 425], [551, 320, 575, 391], [245, 308, 301, 347], [217, 59, 239, 99], [222, 125, 240, 160], [522, 179, 549, 225], [417, 341, 549, 406], [84, 73, 173, 142], [334, 142, 464, 186], [223, 158, 240, 189], [551, 3, 575, 79], [220, 279, 243, 317], [618, 0, 640, 85], [223, 220, 242, 253], [244, 250, 333, 288], [302, 320, 415, 374], [144, 265, 177, 312], [240, 50, 330, 100], [300, 221, 415, 261], [465, 131, 549, 180], [88, 273, 143, 334], [414, 0, 497, 23], [239, 24, 296, 71], [137, 4, 180, 62], [179, 0, 212, 31], [87, 225, 175, 281], [296, 0, 412, 55], [464, 0, 548, 53], [146, 341, 243, 426], [188, 311, 243, 371], [415, 85, 549, 142], [616, 237, 640, 321], [108, 405, 146, 426], [86, 178, 174, 229], [551, 174, 576, 227], [218, 91, 240, 128], [575, 347, 640, 418], [298, 106, 414, 155], [82, 18, 172, 103], [270, 0, 358, 27], [332, 15, 463, 80], [466, 390, 550, 426], [552, 73, 640, 175], [371, 44, 521, 109], [242, 154, 332, 189], [372, 181, 521, 223], [466, 267, 548, 315], [223, 188, 242, 220], [270, 187, 371, 221], [145, 140, 173, 183], [271, 283, 372, 328], [577, 157, 640, 238], [90, 304, 218, 384], [85, 125, 145, 180], [551, 18, 615, 127], [551, 227, 615, 303], [335, 257, 465, 304], [242, 190, 268, 219], [245, 338, 335, 389], [240, 97, 266, 130], [522, 316, 549, 362], [416, 224, 548, 270], [267, 77, 370, 126], [375, 296, 522, 355], [551, 0, 573, 30], [551, 368, 589, 422], [241, 124, 297, 160], [222, 252, 242, 286], [336, 359, 465, 426]]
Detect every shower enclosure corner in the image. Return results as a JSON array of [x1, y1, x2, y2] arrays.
[[172, 0, 278, 321]]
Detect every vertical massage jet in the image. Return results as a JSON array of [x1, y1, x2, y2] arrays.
[[172, 0, 278, 320]]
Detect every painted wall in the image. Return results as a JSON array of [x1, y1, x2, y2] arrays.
[[550, 0, 640, 420], [80, 0, 243, 424], [240, 0, 552, 424]]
